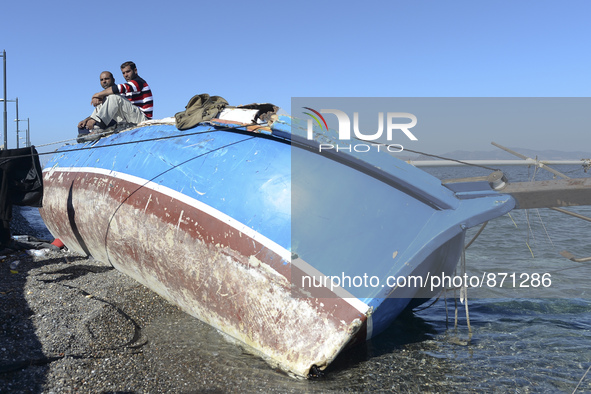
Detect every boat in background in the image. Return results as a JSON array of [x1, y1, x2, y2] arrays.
[[38, 108, 591, 377]]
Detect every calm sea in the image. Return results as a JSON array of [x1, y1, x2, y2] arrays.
[[22, 164, 591, 392]]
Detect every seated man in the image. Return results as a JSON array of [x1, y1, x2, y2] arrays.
[[78, 71, 116, 132], [79, 61, 153, 139]]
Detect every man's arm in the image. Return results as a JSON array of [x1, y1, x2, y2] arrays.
[[91, 86, 115, 105], [78, 116, 92, 129]]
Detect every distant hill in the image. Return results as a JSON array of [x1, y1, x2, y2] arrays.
[[408, 148, 591, 161]]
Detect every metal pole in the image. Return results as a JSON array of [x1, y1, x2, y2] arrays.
[[491, 141, 570, 180], [2, 50, 6, 150], [27, 118, 30, 147], [15, 97, 19, 149], [1, 97, 17, 148]]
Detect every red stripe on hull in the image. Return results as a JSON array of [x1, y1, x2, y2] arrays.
[[40, 169, 368, 377]]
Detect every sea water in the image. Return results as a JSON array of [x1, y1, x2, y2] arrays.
[[20, 164, 591, 392]]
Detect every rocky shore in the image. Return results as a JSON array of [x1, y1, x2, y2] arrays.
[[0, 208, 308, 393], [1, 207, 455, 393]]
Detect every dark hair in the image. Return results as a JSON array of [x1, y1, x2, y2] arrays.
[[100, 71, 114, 79], [120, 61, 136, 70]]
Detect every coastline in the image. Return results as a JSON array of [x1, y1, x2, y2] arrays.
[[0, 208, 452, 393], [1, 207, 181, 392], [4, 204, 588, 392], [1, 207, 285, 393]]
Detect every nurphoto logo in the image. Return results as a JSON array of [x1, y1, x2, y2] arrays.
[[303, 107, 418, 153]]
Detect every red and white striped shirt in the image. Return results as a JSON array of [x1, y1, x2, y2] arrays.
[[113, 76, 153, 119]]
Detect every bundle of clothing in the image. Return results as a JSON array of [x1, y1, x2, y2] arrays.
[[174, 93, 279, 130]]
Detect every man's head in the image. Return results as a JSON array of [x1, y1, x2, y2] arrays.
[[120, 61, 138, 82], [99, 71, 115, 89]]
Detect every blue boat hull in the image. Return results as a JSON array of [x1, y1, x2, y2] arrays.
[[39, 117, 515, 377]]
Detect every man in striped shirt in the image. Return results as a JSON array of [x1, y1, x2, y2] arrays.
[[82, 61, 153, 132]]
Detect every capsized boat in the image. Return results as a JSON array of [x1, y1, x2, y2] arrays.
[[38, 107, 591, 377]]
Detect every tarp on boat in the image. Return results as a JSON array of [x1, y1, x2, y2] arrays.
[[0, 146, 44, 248]]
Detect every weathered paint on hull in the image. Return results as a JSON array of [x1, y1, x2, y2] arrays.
[[39, 118, 516, 377], [40, 167, 368, 377]]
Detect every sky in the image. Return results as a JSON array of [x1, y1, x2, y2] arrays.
[[1, 0, 590, 157]]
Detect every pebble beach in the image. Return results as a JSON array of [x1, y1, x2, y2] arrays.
[[6, 200, 590, 393], [0, 208, 283, 393], [0, 208, 454, 393]]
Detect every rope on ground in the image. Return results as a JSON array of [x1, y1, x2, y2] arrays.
[[0, 280, 146, 375]]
